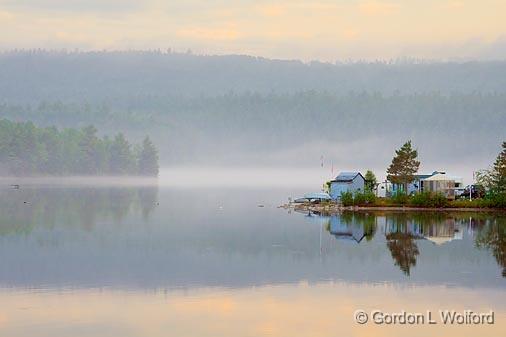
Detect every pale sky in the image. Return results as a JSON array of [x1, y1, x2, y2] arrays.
[[1, 0, 505, 61]]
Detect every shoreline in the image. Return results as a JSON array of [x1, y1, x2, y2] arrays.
[[279, 203, 506, 214]]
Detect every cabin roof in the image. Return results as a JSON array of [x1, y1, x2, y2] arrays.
[[331, 232, 366, 243], [425, 173, 457, 181], [332, 171, 364, 182], [414, 174, 434, 179]]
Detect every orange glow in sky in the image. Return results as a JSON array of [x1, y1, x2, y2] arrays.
[[0, 0, 505, 61]]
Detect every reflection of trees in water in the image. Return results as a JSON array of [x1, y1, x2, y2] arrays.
[[382, 213, 506, 277], [361, 214, 376, 241], [386, 232, 420, 276], [318, 211, 505, 277], [475, 217, 506, 278], [138, 187, 158, 220], [0, 186, 158, 235], [385, 213, 420, 276], [108, 188, 136, 223]]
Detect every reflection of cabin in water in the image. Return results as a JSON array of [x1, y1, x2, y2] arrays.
[[328, 216, 368, 243], [422, 218, 461, 245], [384, 220, 425, 240], [384, 217, 462, 245]]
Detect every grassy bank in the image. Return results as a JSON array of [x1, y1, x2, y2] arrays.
[[340, 191, 506, 209]]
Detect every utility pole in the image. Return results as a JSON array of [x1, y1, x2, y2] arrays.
[[470, 171, 474, 201]]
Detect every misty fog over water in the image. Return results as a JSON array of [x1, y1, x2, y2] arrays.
[[1, 179, 505, 336], [1, 181, 505, 291], [2, 0, 506, 335], [1, 51, 505, 180]]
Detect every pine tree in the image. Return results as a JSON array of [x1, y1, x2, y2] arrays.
[[364, 170, 377, 191], [492, 141, 506, 193], [109, 133, 134, 174], [387, 140, 420, 193], [78, 125, 99, 174], [137, 136, 159, 176], [0, 119, 157, 176]]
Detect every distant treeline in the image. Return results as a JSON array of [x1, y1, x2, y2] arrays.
[[1, 50, 505, 165], [2, 92, 504, 135], [0, 119, 159, 176], [1, 50, 506, 103], [1, 91, 504, 163]]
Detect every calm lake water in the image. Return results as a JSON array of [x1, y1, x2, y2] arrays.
[[0, 179, 505, 337]]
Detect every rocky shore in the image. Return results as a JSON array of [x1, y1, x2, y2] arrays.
[[278, 201, 506, 214]]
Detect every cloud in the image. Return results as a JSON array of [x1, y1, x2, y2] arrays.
[[0, 0, 505, 61], [0, 0, 145, 13], [0, 10, 14, 20], [446, 1, 465, 10], [256, 1, 343, 17], [473, 35, 506, 60], [177, 26, 242, 41], [358, 1, 398, 15], [258, 4, 284, 17], [342, 28, 360, 40]]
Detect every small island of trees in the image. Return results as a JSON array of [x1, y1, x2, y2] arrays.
[[0, 119, 159, 176]]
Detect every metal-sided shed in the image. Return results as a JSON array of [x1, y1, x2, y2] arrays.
[[329, 172, 365, 200]]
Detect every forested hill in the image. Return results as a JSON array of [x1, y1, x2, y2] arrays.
[[1, 51, 506, 103], [1, 51, 505, 169], [0, 119, 159, 176], [1, 92, 504, 166]]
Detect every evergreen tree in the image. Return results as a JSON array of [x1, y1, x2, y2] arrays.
[[492, 141, 506, 194], [109, 133, 134, 174], [137, 136, 159, 176], [38, 126, 64, 174], [96, 135, 112, 173], [475, 169, 495, 191], [61, 128, 82, 173], [78, 125, 99, 174], [0, 119, 159, 176], [387, 140, 420, 192], [14, 121, 38, 175], [364, 170, 377, 191]]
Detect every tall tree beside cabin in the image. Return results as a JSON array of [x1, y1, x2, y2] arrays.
[[492, 141, 506, 193], [386, 140, 420, 193], [365, 170, 377, 191]]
